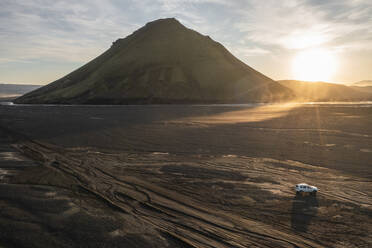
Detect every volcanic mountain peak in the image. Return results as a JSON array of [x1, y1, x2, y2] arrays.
[[113, 18, 196, 51], [15, 18, 294, 104], [144, 17, 183, 28], [113, 18, 186, 45]]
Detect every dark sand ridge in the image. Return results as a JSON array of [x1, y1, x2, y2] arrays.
[[0, 103, 371, 247]]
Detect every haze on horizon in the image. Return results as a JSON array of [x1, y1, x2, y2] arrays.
[[1, 0, 372, 85]]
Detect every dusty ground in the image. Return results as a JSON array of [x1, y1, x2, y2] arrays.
[[0, 103, 371, 247]]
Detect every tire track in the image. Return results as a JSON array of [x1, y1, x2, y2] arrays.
[[14, 139, 325, 248]]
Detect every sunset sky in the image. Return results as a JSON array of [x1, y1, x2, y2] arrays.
[[1, 0, 371, 85]]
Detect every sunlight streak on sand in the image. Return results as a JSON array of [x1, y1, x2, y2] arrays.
[[174, 103, 300, 124]]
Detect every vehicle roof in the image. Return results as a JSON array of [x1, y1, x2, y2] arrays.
[[297, 183, 309, 186]]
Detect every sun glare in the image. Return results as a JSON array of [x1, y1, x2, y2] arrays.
[[292, 48, 337, 82]]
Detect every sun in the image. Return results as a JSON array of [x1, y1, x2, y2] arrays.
[[292, 48, 337, 82]]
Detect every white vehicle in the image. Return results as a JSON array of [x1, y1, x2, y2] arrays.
[[295, 183, 318, 196]]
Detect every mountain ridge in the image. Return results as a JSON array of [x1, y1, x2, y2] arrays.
[[352, 80, 372, 87], [279, 80, 372, 101], [0, 83, 41, 97]]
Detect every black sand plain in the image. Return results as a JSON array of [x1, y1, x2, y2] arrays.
[[0, 103, 371, 247]]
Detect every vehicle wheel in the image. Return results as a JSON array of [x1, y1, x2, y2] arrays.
[[313, 191, 317, 196], [296, 191, 299, 195]]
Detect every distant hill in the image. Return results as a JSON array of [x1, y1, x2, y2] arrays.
[[15, 18, 294, 104], [352, 80, 372, 87], [0, 84, 41, 99], [278, 80, 372, 101], [350, 86, 372, 94], [349, 80, 372, 94]]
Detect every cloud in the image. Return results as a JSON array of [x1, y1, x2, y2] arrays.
[[228, 45, 271, 58], [232, 0, 372, 53], [3, 0, 370, 62], [0, 0, 137, 63], [0, 0, 371, 83], [0, 0, 230, 64]]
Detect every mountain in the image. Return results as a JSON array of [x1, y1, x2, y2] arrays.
[[352, 80, 372, 87], [278, 80, 372, 101], [350, 80, 372, 94], [351, 86, 372, 93], [15, 18, 294, 104], [0, 84, 41, 99]]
